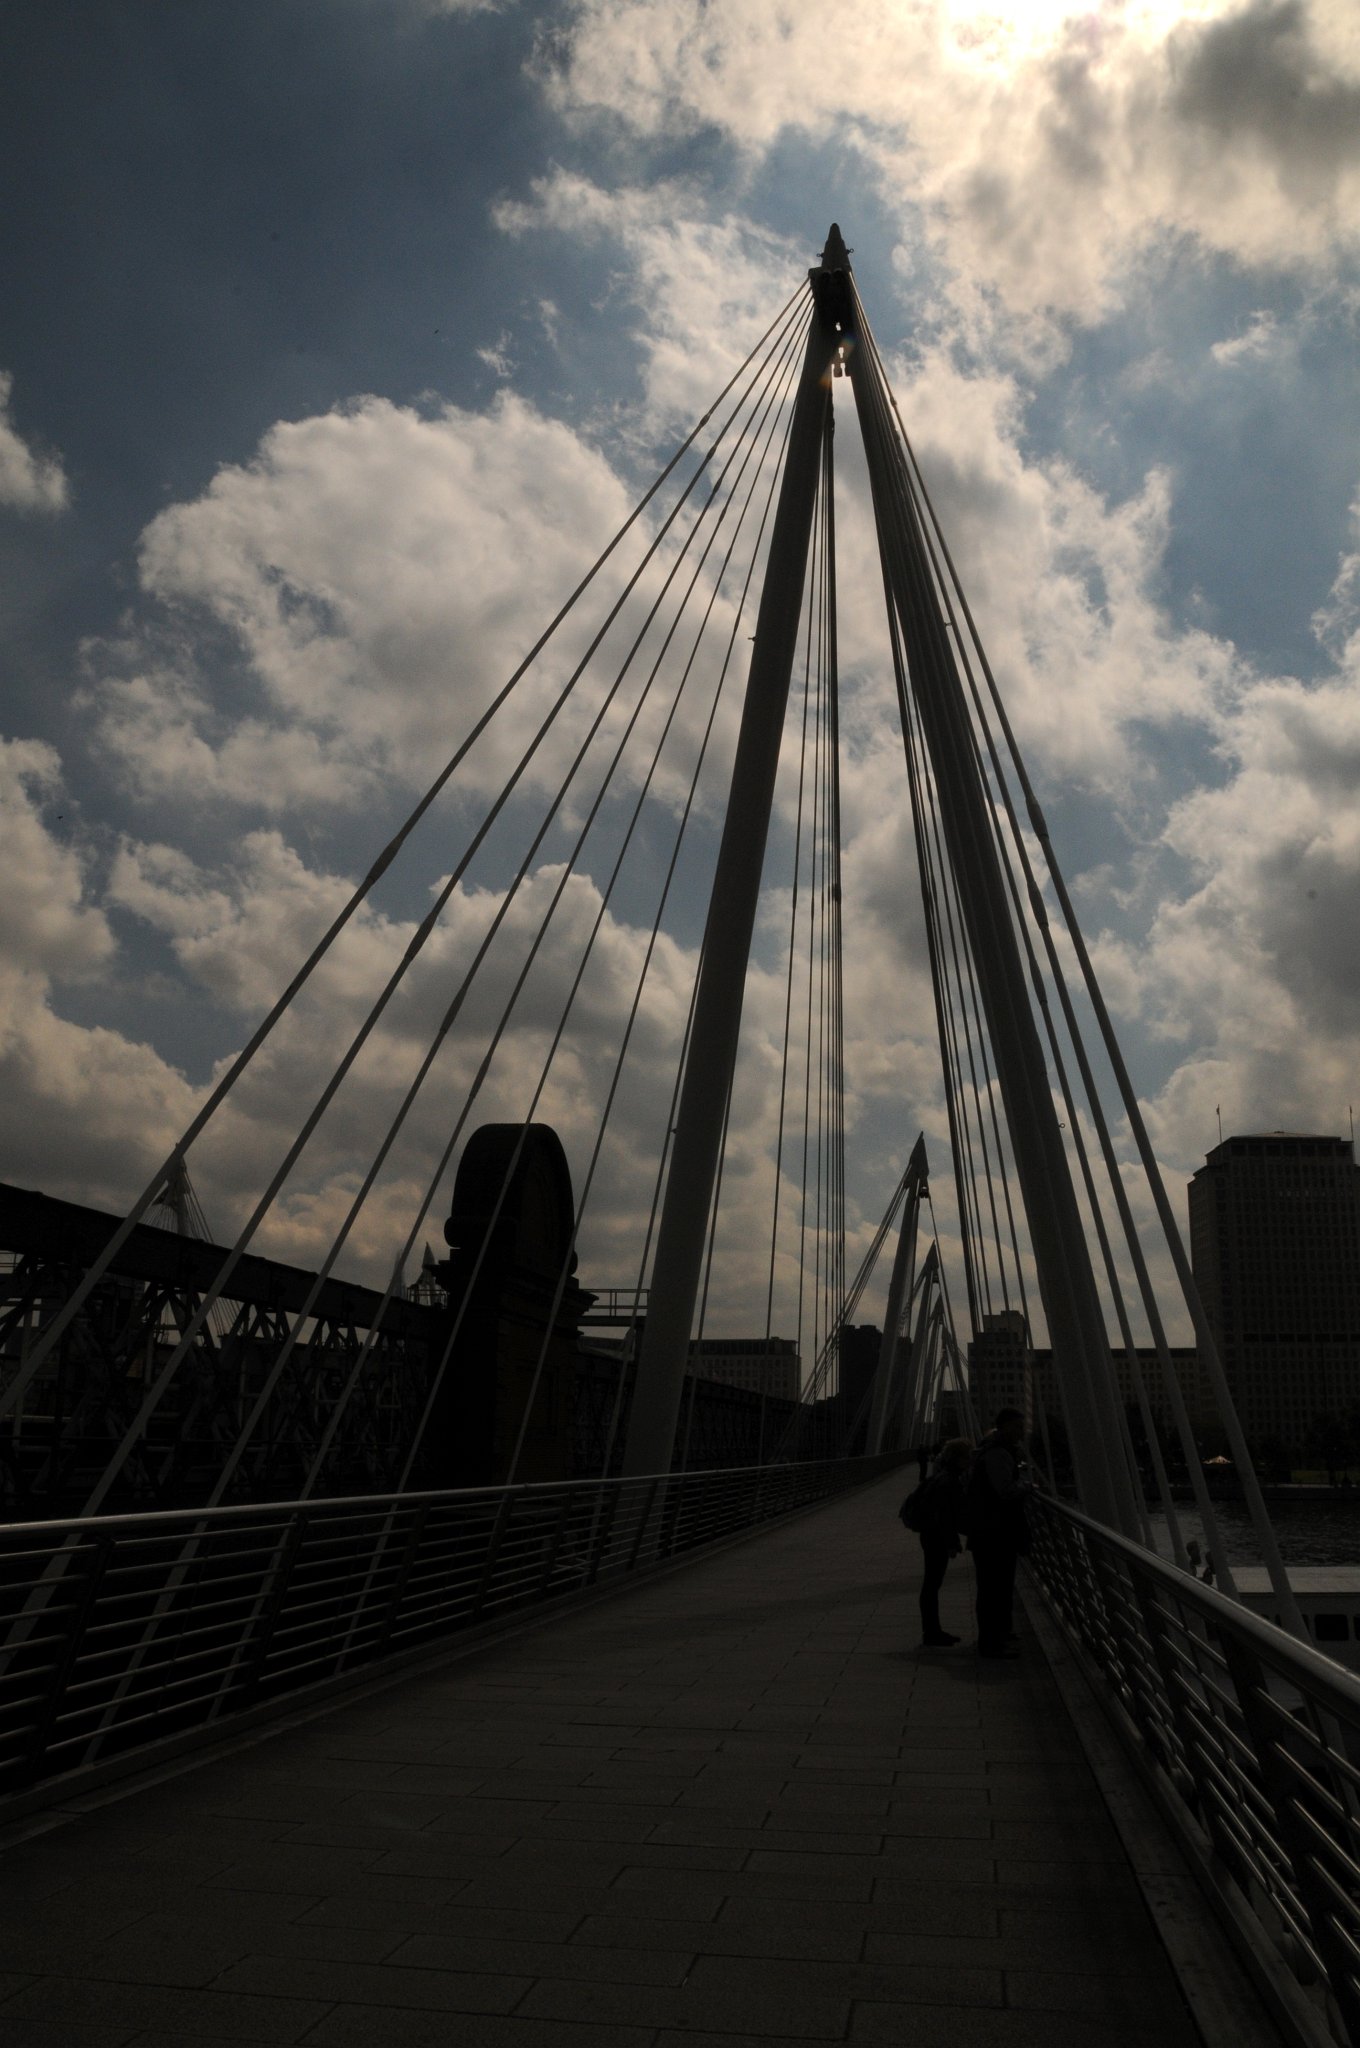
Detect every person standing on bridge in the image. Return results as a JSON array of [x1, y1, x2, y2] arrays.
[[967, 1407, 1033, 1660], [915, 1437, 973, 1648]]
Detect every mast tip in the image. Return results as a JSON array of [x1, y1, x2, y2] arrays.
[[820, 224, 851, 272]]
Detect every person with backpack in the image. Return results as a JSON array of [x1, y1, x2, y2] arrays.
[[966, 1406, 1033, 1660], [899, 1437, 974, 1648]]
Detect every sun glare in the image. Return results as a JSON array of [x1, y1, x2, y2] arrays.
[[942, 0, 1228, 67]]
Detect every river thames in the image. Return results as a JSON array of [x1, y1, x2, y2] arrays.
[[1149, 1495, 1360, 1567]]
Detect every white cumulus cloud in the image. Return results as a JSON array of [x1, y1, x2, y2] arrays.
[[0, 370, 68, 515]]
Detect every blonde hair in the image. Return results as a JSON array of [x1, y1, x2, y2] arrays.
[[938, 1437, 974, 1467]]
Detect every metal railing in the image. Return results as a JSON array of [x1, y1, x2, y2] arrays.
[[0, 1451, 903, 1805], [1029, 1493, 1360, 2048]]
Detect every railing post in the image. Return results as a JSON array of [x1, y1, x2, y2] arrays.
[[239, 1511, 307, 1704], [24, 1533, 111, 1786], [628, 1476, 662, 1573], [536, 1492, 573, 1600], [375, 1499, 432, 1652], [471, 1490, 517, 1620]]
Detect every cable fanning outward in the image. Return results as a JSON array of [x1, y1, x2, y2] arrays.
[[4, 235, 1307, 1635]]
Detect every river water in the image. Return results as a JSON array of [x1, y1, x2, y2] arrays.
[[1147, 1495, 1360, 1568]]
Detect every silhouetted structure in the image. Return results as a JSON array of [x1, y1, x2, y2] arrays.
[[0, 1181, 443, 1517], [969, 1311, 1032, 1432], [430, 1124, 593, 1488], [837, 1324, 881, 1454], [1190, 1133, 1360, 1457]]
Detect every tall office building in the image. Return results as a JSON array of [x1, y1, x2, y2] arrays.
[[968, 1310, 1033, 1433], [1188, 1134, 1360, 1454]]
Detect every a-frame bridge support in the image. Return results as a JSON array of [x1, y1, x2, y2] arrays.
[[624, 226, 1139, 1536], [621, 232, 847, 1478]]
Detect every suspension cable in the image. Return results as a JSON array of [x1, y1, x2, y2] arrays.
[[211, 306, 811, 1502], [4, 286, 812, 1422]]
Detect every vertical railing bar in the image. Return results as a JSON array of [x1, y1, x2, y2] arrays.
[[471, 1490, 518, 1621], [22, 1533, 112, 1785], [376, 1498, 433, 1652]]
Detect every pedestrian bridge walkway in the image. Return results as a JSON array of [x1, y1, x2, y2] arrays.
[[0, 1469, 1243, 2048]]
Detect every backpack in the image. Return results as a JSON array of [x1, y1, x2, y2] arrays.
[[898, 1474, 943, 1533]]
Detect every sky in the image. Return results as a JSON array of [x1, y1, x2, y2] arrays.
[[1, 0, 1358, 1346]]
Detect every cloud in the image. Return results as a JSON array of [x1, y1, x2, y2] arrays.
[[1089, 643, 1360, 1192], [476, 333, 516, 376], [540, 0, 1360, 348], [1209, 309, 1284, 364], [826, 346, 1247, 789], [0, 740, 196, 1211], [1312, 491, 1360, 659], [0, 370, 68, 514], [0, 741, 113, 981], [495, 172, 802, 434], [82, 391, 642, 815]]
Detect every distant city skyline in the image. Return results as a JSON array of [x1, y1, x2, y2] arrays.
[[967, 1129, 1360, 1468]]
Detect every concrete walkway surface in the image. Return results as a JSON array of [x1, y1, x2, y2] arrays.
[[0, 1470, 1202, 2048]]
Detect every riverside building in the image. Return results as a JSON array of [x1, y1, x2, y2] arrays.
[[1188, 1133, 1360, 1458]]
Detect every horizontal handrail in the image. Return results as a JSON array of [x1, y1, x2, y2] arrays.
[[0, 1452, 905, 1806], [1029, 1492, 1360, 2048], [0, 1455, 815, 1541]]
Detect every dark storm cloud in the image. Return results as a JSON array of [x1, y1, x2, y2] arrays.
[[1172, 0, 1360, 186]]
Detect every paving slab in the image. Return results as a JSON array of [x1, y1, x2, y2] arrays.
[[0, 1469, 1207, 2047]]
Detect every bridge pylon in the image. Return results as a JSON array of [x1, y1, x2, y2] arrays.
[[625, 227, 1139, 1533]]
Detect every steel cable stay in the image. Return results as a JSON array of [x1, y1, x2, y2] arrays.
[[886, 429, 1165, 1553], [504, 392, 837, 1486], [589, 415, 823, 1499], [761, 528, 819, 1354], [875, 343, 1146, 1527], [54, 309, 814, 1721], [310, 315, 812, 1499], [800, 427, 842, 1442], [848, 307, 1141, 1532], [569, 436, 802, 1490], [59, 301, 810, 1517], [916, 608, 1155, 1543], [391, 327, 811, 1494], [2, 283, 811, 1422], [215, 305, 812, 1505], [888, 579, 1009, 1344], [8, 234, 1309, 1614], [794, 487, 830, 1400], [852, 299, 1218, 1557], [856, 311, 1194, 1562], [507, 408, 849, 1484], [908, 648, 1016, 1328], [798, 437, 833, 1415], [852, 291, 1274, 1587], [791, 429, 848, 1448], [783, 1158, 914, 1441], [889, 594, 994, 1330], [926, 1186, 981, 1442], [872, 373, 1031, 1367]]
